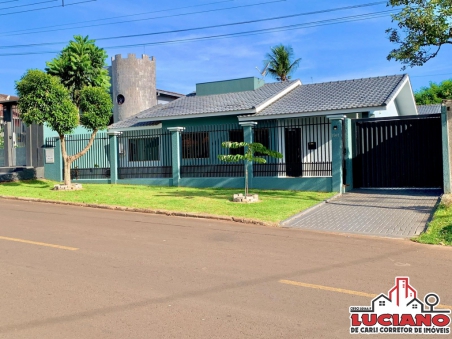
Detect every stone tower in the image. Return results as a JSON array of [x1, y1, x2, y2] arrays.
[[111, 54, 156, 123]]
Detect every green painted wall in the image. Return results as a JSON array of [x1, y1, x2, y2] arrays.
[[44, 140, 63, 182], [162, 116, 239, 128], [67, 177, 332, 192], [44, 125, 97, 138], [330, 118, 344, 193], [196, 77, 265, 96]]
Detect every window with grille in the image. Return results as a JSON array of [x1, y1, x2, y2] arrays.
[[128, 137, 159, 162], [379, 301, 385, 307], [412, 304, 418, 309], [229, 129, 244, 155], [254, 128, 270, 156], [182, 132, 210, 159]]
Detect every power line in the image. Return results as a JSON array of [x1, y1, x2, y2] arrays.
[[0, 9, 398, 56], [0, 0, 285, 37], [0, 1, 389, 49], [0, 0, 19, 4], [0, 0, 234, 35], [0, 0, 58, 12], [411, 73, 452, 78], [105, 10, 397, 49], [0, 0, 96, 16]]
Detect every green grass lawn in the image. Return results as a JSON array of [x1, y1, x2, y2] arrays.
[[0, 180, 335, 224], [414, 195, 452, 246]]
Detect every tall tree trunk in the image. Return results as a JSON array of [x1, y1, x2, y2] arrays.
[[245, 166, 249, 196], [60, 135, 71, 187], [59, 130, 98, 188]]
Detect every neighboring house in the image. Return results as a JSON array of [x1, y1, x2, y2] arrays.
[[0, 94, 19, 121], [417, 104, 442, 115], [106, 74, 417, 185], [157, 89, 184, 105], [0, 94, 34, 169]]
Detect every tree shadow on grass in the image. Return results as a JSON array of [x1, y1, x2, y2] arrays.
[[0, 179, 50, 189], [439, 225, 452, 244]]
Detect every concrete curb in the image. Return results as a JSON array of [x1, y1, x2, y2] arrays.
[[280, 193, 342, 226], [0, 195, 278, 228]]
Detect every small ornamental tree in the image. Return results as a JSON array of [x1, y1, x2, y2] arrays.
[[218, 142, 282, 196], [46, 35, 110, 107], [16, 70, 112, 187]]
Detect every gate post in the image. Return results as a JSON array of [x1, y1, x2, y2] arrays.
[[107, 131, 121, 184], [343, 118, 354, 191], [442, 104, 451, 193], [168, 127, 185, 187], [328, 115, 346, 193], [3, 104, 12, 167], [240, 122, 256, 189]]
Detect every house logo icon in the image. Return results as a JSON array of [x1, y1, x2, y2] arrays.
[[349, 277, 450, 335]]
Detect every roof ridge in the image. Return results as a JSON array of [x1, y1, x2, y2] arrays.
[[301, 74, 405, 87], [382, 74, 409, 105]]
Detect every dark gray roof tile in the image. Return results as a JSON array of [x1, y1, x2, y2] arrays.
[[244, 74, 407, 118], [109, 119, 160, 129], [417, 104, 442, 115], [136, 81, 294, 119]]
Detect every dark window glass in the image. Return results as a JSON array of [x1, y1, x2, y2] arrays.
[[229, 129, 244, 155], [128, 137, 159, 162], [182, 132, 209, 159], [254, 128, 270, 156]]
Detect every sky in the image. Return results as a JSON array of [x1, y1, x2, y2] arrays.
[[0, 0, 451, 96]]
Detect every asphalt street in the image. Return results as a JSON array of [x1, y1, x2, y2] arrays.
[[0, 198, 451, 338]]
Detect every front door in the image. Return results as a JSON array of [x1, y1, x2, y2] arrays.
[[285, 128, 302, 177]]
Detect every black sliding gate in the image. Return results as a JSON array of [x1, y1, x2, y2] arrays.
[[354, 114, 443, 188]]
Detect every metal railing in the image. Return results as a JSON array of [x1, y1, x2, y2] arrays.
[[64, 133, 111, 180], [117, 129, 172, 179], [180, 124, 245, 178], [253, 118, 332, 177]]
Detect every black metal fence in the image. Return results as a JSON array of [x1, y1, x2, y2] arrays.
[[253, 118, 332, 177], [49, 117, 332, 181], [180, 124, 245, 177], [44, 137, 57, 148], [64, 133, 111, 180], [354, 115, 443, 188], [117, 129, 172, 179]]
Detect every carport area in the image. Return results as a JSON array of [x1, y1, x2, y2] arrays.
[[282, 189, 441, 238]]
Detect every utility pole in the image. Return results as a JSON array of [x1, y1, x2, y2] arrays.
[[62, 0, 64, 6]]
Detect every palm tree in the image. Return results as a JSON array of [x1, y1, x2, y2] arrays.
[[46, 35, 110, 107], [265, 44, 301, 81]]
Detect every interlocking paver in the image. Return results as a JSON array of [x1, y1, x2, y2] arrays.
[[283, 189, 441, 238]]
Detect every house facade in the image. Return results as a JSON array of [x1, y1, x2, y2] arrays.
[[90, 74, 415, 192], [42, 70, 450, 192]]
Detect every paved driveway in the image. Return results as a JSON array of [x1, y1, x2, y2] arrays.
[[282, 189, 442, 238]]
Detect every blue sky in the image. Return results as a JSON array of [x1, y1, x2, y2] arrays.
[[0, 0, 451, 96]]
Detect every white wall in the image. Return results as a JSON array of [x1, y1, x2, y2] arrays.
[[370, 100, 399, 118], [276, 117, 332, 177]]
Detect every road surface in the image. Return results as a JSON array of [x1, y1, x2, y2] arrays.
[[0, 198, 451, 338]]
